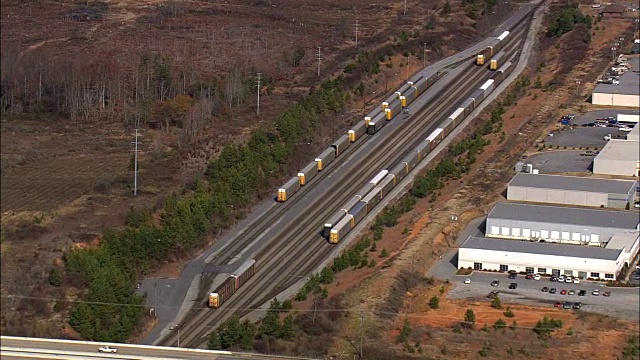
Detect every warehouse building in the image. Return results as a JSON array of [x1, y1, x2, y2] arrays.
[[458, 236, 626, 280], [507, 173, 638, 209], [605, 231, 640, 268], [591, 56, 639, 107], [485, 202, 640, 245], [593, 139, 640, 177]]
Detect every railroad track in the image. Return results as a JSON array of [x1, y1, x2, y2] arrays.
[[157, 11, 534, 348]]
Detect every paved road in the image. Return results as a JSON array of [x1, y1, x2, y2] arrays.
[[0, 337, 314, 360]]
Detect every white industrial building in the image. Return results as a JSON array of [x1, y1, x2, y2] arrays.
[[459, 236, 626, 280], [507, 173, 638, 209], [485, 202, 640, 245], [605, 231, 640, 268], [593, 139, 640, 177], [591, 56, 639, 107], [627, 122, 639, 141]]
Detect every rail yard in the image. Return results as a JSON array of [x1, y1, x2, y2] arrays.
[[151, 2, 542, 349]]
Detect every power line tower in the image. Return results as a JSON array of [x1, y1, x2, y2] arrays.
[[131, 128, 142, 196], [256, 72, 261, 115], [355, 19, 359, 48], [316, 47, 322, 76]]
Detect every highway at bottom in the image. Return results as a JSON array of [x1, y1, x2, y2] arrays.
[[153, 2, 541, 349], [0, 336, 316, 360]]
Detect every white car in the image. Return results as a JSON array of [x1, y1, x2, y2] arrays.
[[619, 127, 632, 132], [534, 274, 542, 281], [573, 278, 580, 284], [557, 276, 565, 283], [464, 278, 471, 284], [565, 276, 573, 283], [98, 346, 118, 353]]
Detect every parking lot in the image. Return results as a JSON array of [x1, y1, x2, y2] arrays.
[[447, 271, 640, 320], [543, 109, 637, 149], [523, 150, 593, 173]]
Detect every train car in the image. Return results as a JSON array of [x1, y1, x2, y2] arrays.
[[381, 102, 389, 111], [277, 176, 301, 202], [410, 72, 425, 84], [349, 201, 368, 225], [426, 72, 439, 88], [323, 209, 348, 238], [378, 174, 396, 198], [493, 61, 513, 85], [297, 161, 319, 186], [479, 79, 495, 99], [414, 139, 431, 162], [386, 101, 402, 120], [396, 81, 412, 96], [231, 259, 256, 289], [440, 117, 455, 136], [476, 37, 501, 65], [344, 194, 363, 212], [356, 182, 375, 200], [449, 107, 465, 128], [369, 169, 389, 186], [389, 161, 409, 183], [208, 277, 236, 308], [469, 88, 485, 108], [414, 77, 428, 95], [315, 147, 336, 171], [426, 128, 444, 150], [329, 214, 354, 244], [366, 112, 387, 135], [332, 134, 350, 157], [460, 98, 475, 118], [362, 187, 382, 213], [364, 116, 372, 125], [489, 50, 505, 71], [349, 121, 367, 143], [399, 96, 407, 108], [402, 148, 420, 170], [404, 86, 418, 104]]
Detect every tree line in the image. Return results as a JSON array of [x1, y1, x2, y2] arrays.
[[547, 4, 592, 38], [61, 76, 348, 341]]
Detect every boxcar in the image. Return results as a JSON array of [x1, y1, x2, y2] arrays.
[[378, 174, 396, 198], [389, 161, 409, 183], [208, 277, 236, 308], [324, 209, 348, 238], [298, 161, 319, 186], [330, 214, 354, 244], [315, 147, 336, 171], [426, 128, 444, 150], [349, 121, 367, 143], [460, 98, 475, 118], [231, 259, 256, 289], [332, 134, 350, 157], [277, 176, 301, 202], [362, 188, 382, 213]]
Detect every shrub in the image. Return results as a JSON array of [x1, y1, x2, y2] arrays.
[[494, 318, 507, 330], [429, 296, 439, 309], [48, 267, 63, 287], [504, 307, 514, 318]]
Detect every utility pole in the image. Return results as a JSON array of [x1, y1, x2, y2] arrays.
[[355, 19, 359, 48], [256, 73, 261, 116], [131, 128, 141, 197], [403, 0, 407, 16], [316, 47, 322, 76], [423, 43, 427, 68], [359, 311, 365, 359]]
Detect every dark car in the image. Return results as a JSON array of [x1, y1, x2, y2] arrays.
[[509, 283, 518, 289], [525, 274, 534, 280], [549, 288, 557, 294], [508, 273, 517, 279], [563, 302, 572, 309], [573, 302, 582, 309], [542, 287, 549, 292], [491, 280, 500, 287], [578, 290, 586, 296], [487, 290, 500, 299], [603, 291, 611, 297], [550, 276, 558, 282]]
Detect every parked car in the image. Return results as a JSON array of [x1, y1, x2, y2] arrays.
[[603, 291, 611, 297], [509, 283, 518, 289], [565, 276, 573, 283], [99, 346, 118, 353], [487, 290, 500, 299], [573, 302, 582, 309], [550, 276, 558, 282], [508, 273, 517, 280], [534, 274, 542, 281], [573, 278, 580, 284], [549, 288, 557, 294], [491, 280, 500, 287], [568, 290, 575, 295], [554, 301, 563, 308], [525, 274, 534, 280], [563, 302, 572, 309], [578, 290, 587, 296], [619, 126, 633, 132], [464, 278, 471, 284], [560, 289, 567, 295], [542, 286, 549, 292], [592, 289, 600, 296], [557, 276, 565, 283]]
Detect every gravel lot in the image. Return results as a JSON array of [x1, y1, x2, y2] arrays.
[[447, 271, 640, 320], [523, 150, 593, 173]]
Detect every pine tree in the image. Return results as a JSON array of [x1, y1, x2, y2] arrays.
[[208, 330, 222, 349], [280, 314, 295, 340], [465, 308, 476, 329]]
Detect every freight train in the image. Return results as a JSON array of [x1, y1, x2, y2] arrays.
[[327, 60, 514, 244], [208, 259, 256, 308], [276, 71, 441, 203], [476, 31, 510, 68]]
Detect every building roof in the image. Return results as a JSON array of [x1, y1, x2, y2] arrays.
[[488, 202, 640, 229], [627, 123, 639, 141], [599, 4, 627, 13], [605, 231, 640, 251], [595, 139, 640, 162], [508, 172, 637, 194], [461, 236, 623, 260], [593, 56, 640, 96]]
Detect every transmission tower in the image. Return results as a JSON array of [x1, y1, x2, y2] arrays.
[[316, 47, 322, 76], [256, 72, 261, 115], [131, 128, 142, 196]]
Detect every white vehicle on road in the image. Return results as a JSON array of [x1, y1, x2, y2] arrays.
[[573, 278, 580, 284], [534, 274, 541, 281], [619, 126, 632, 132], [98, 346, 118, 353], [464, 278, 471, 284]]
